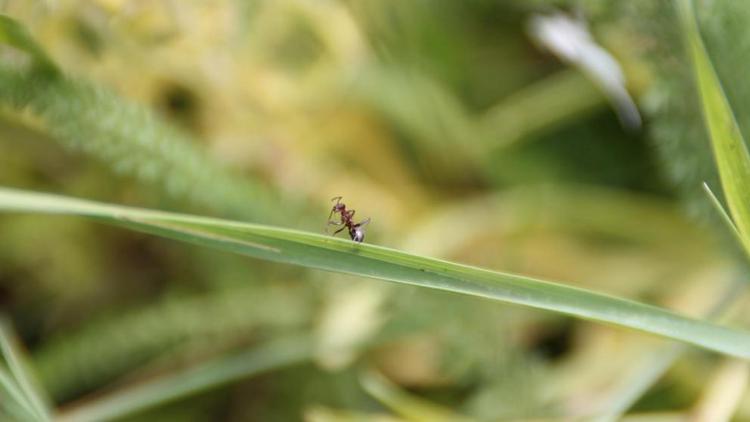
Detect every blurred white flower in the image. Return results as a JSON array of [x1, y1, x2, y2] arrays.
[[529, 12, 642, 129]]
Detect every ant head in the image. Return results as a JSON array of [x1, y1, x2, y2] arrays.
[[331, 196, 345, 211]]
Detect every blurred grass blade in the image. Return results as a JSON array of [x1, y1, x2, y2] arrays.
[[2, 187, 750, 358], [689, 359, 749, 421], [57, 336, 311, 422], [0, 14, 285, 222], [0, 366, 38, 421], [0, 14, 58, 74], [306, 406, 410, 422], [359, 368, 474, 422], [0, 70, 282, 221], [478, 69, 605, 150], [592, 276, 747, 422], [677, 0, 750, 254], [0, 317, 52, 421], [34, 283, 311, 400]]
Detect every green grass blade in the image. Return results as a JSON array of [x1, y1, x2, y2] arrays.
[[0, 317, 52, 421], [56, 336, 311, 422], [676, 0, 750, 253], [0, 14, 58, 74], [1, 187, 750, 358], [702, 183, 750, 261], [703, 183, 741, 239]]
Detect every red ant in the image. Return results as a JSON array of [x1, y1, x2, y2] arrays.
[[326, 196, 370, 243]]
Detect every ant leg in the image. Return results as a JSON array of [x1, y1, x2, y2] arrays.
[[333, 227, 346, 235], [331, 196, 343, 204], [325, 219, 343, 234]]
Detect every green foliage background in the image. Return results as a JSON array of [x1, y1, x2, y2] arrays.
[[1, 0, 749, 420]]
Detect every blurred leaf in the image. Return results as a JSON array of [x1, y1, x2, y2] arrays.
[[478, 69, 605, 150], [0, 14, 58, 74], [306, 405, 406, 422], [0, 187, 750, 359], [0, 68, 282, 221], [57, 335, 311, 422], [34, 284, 311, 401], [0, 14, 287, 221], [0, 366, 38, 421], [688, 359, 749, 421], [353, 66, 478, 183], [590, 274, 747, 422], [359, 368, 474, 422], [0, 317, 51, 421]]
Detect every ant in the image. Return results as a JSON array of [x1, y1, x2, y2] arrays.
[[326, 196, 371, 243]]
